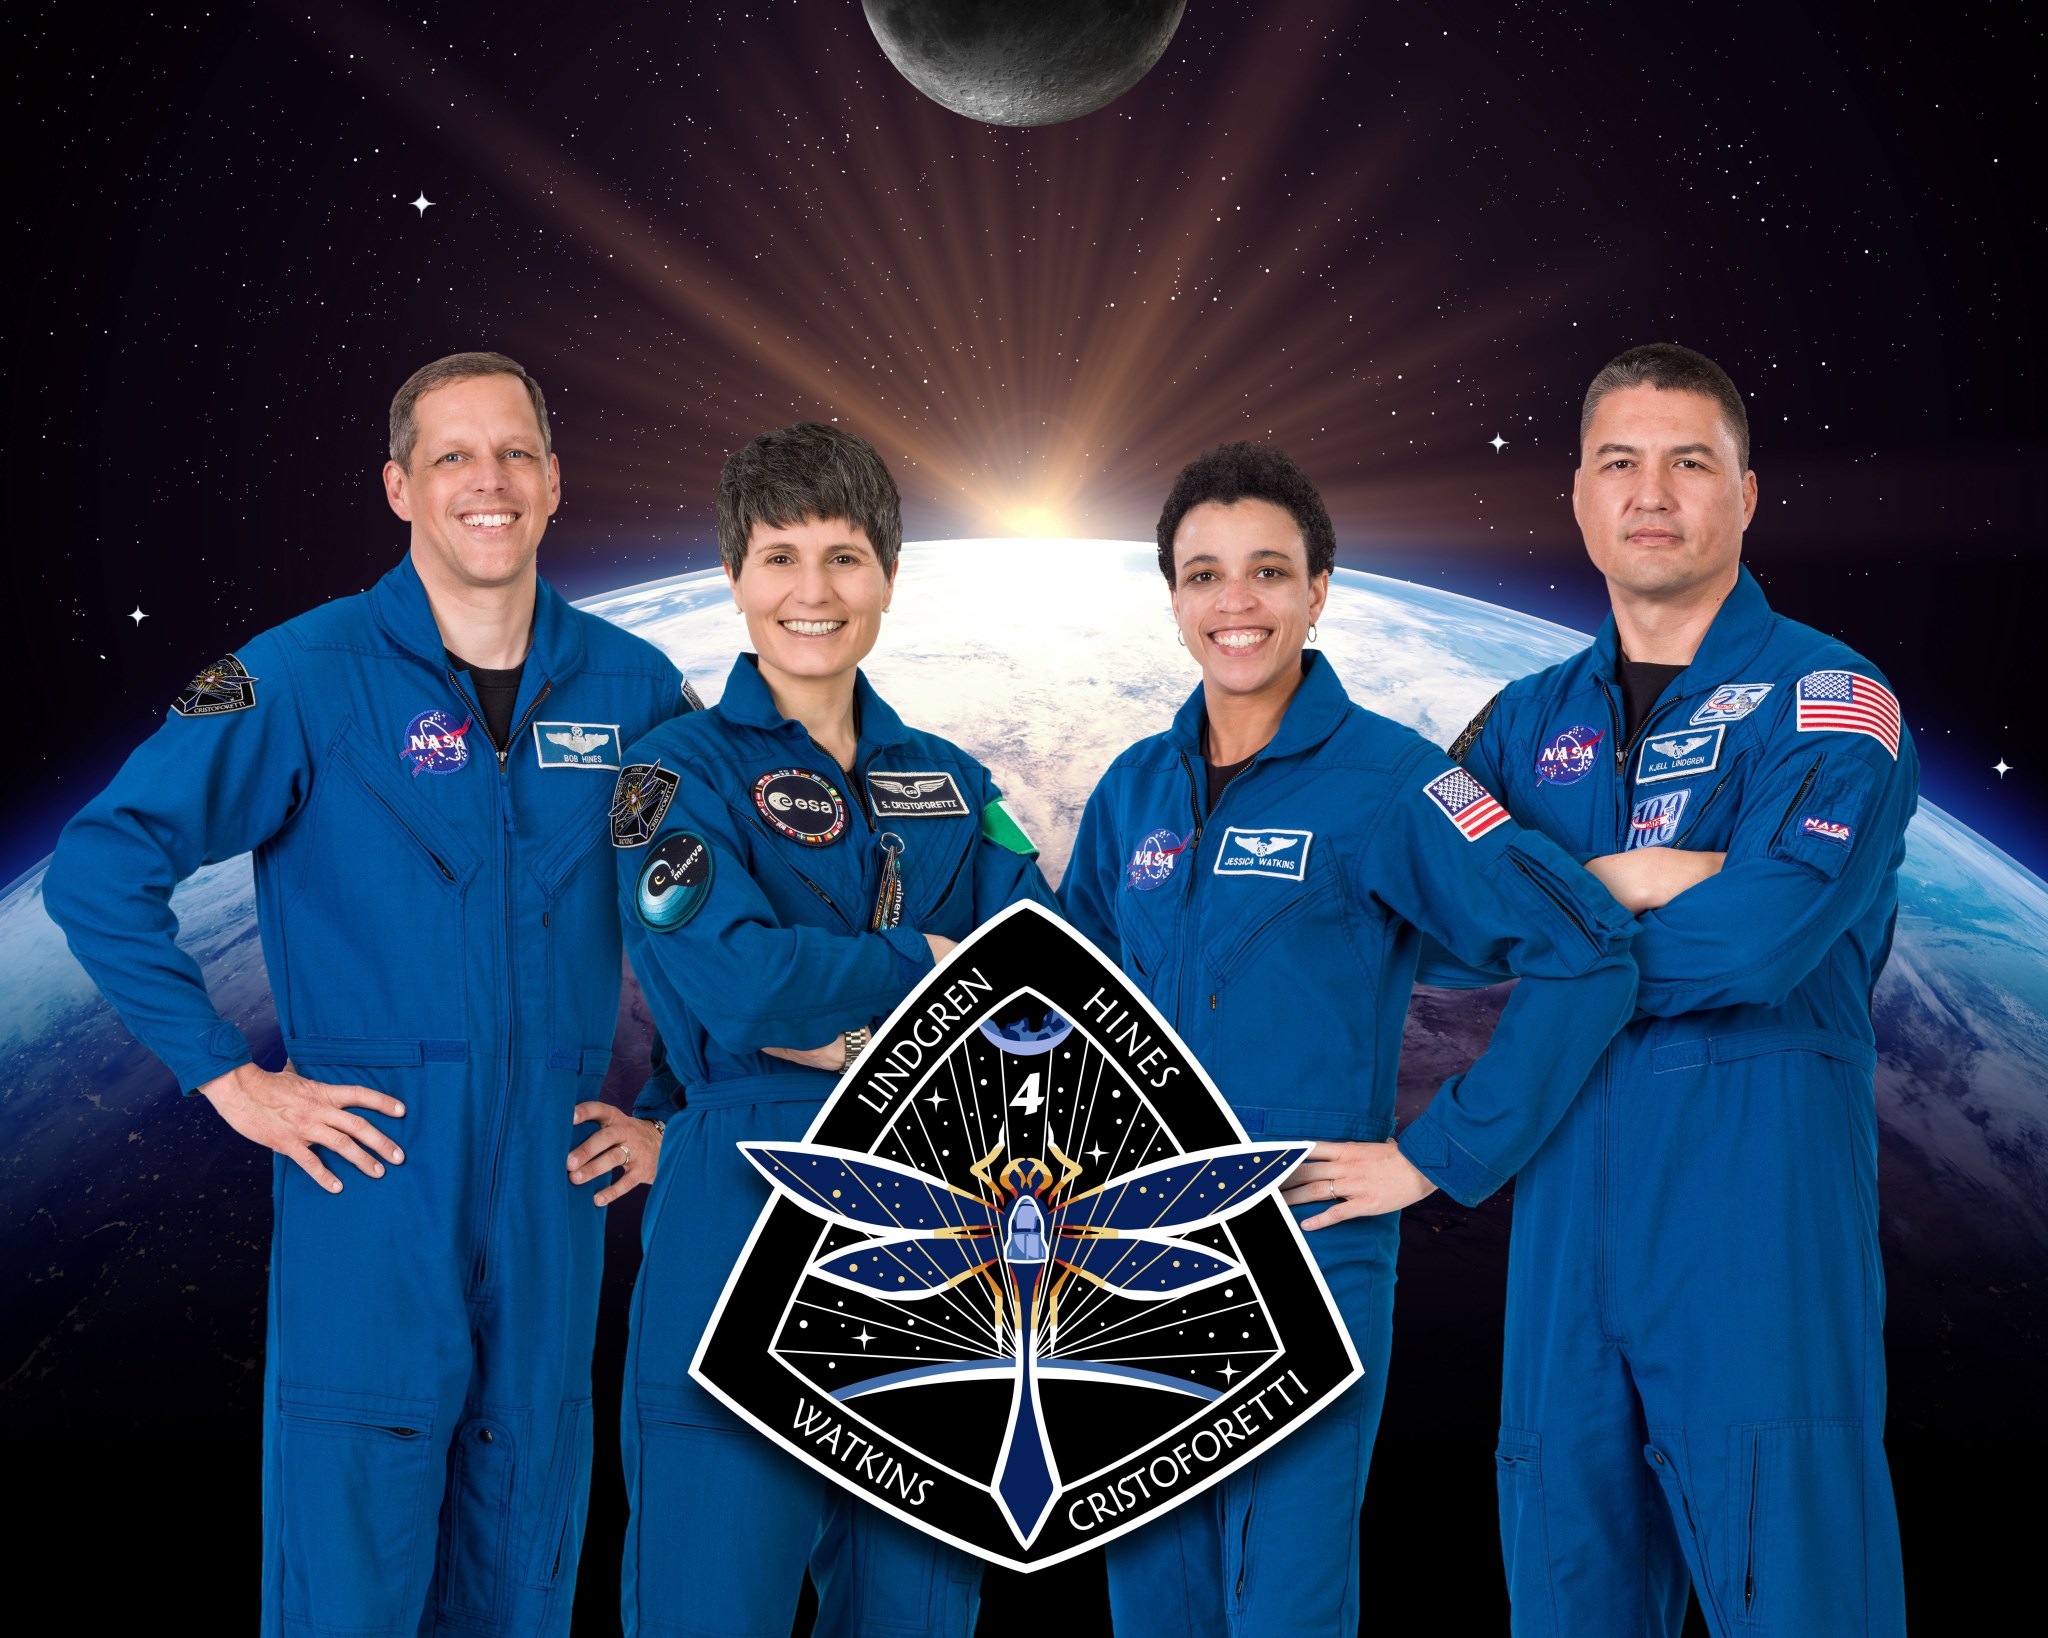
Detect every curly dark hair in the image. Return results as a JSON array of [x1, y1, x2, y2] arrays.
[[715, 422, 903, 577], [1154, 442, 1337, 587]]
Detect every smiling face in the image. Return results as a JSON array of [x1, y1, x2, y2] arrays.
[[383, 373, 560, 593], [1168, 498, 1329, 702], [727, 514, 894, 692], [1573, 383, 1756, 603]]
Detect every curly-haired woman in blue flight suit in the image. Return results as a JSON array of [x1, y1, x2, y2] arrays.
[[589, 422, 1058, 1638], [1059, 443, 1641, 1638]]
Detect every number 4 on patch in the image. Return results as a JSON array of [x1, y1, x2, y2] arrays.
[[1010, 1072, 1044, 1115]]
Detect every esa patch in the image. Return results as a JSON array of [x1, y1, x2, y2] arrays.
[[1126, 826, 1191, 889], [1634, 724, 1723, 785], [1212, 827, 1313, 882], [981, 798, 1039, 858], [755, 768, 848, 846], [611, 761, 680, 848], [1422, 767, 1510, 841], [1625, 789, 1691, 851], [1795, 670, 1901, 758], [171, 655, 259, 718], [1691, 682, 1773, 726], [690, 902, 1360, 1571], [400, 709, 474, 777], [1535, 724, 1606, 786], [636, 832, 714, 931], [867, 770, 971, 819], [532, 721, 621, 770], [1447, 692, 1499, 766], [1800, 816, 1853, 846]]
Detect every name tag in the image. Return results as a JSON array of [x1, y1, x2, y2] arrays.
[[533, 721, 621, 770], [1635, 724, 1723, 785], [1212, 827, 1313, 882], [866, 770, 970, 819]]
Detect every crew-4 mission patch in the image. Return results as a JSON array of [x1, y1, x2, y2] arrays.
[[171, 655, 258, 718], [691, 902, 1360, 1571], [611, 761, 680, 848]]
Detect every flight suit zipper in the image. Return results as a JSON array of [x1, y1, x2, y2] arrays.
[[1598, 683, 1696, 851], [446, 669, 554, 1291], [355, 783, 457, 882], [1170, 746, 1260, 1024]]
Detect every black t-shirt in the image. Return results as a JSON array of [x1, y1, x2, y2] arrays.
[[1205, 753, 1252, 814], [1619, 659, 1687, 744], [447, 650, 526, 752]]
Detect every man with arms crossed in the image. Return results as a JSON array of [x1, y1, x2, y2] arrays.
[[45, 353, 686, 1636], [1424, 344, 1912, 1634]]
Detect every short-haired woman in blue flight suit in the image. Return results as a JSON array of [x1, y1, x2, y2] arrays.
[[1059, 443, 1641, 1638], [588, 423, 1058, 1638]]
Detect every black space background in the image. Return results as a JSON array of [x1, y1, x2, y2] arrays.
[[7, 2, 2043, 1632]]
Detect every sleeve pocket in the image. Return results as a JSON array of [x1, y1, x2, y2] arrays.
[[1768, 765, 1875, 882]]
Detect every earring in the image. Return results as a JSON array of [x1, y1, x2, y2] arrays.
[[1175, 629, 1186, 647], [1307, 624, 1318, 644]]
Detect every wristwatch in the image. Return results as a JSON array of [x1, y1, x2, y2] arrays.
[[649, 1119, 666, 1141], [841, 1026, 871, 1071]]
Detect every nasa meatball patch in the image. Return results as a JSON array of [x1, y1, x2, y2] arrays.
[[691, 903, 1361, 1573]]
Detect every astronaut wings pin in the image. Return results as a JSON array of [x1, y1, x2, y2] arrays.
[[691, 901, 1361, 1570]]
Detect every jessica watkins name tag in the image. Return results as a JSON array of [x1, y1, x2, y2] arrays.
[[691, 902, 1361, 1571]]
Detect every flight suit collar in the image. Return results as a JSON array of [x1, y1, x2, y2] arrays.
[[716, 653, 911, 753], [1588, 564, 1776, 698], [367, 551, 588, 685], [1167, 649, 1351, 763]]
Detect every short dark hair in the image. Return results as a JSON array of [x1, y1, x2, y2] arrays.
[[388, 351, 552, 470], [715, 422, 903, 578], [1580, 343, 1751, 469], [1154, 442, 1337, 587]]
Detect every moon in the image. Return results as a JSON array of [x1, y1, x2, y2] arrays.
[[863, 1, 1187, 128]]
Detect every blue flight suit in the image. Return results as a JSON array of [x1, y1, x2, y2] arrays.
[[43, 555, 684, 1638], [1428, 567, 1914, 1635], [613, 653, 1059, 1638], [1058, 651, 1639, 1638]]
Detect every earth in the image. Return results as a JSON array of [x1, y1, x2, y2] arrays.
[[4, 541, 2042, 1614]]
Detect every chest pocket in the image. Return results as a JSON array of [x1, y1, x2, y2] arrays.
[[1201, 826, 1332, 981], [525, 778, 617, 899], [328, 719, 482, 894], [901, 819, 981, 938], [1665, 747, 1752, 851]]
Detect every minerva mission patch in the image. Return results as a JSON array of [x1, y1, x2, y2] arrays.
[[171, 655, 259, 718], [691, 901, 1361, 1572]]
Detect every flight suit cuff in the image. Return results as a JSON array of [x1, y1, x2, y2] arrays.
[[1397, 1105, 1508, 1208], [882, 925, 935, 987], [175, 1022, 254, 1096]]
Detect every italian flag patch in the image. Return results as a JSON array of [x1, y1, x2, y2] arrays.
[[980, 798, 1039, 858]]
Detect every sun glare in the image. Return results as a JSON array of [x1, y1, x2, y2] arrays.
[[1002, 505, 1066, 538]]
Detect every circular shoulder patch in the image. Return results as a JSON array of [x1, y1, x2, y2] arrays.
[[637, 832, 714, 932], [1534, 723, 1605, 786], [752, 767, 848, 846]]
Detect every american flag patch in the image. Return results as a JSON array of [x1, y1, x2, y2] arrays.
[[1422, 767, 1510, 841], [1795, 671, 1901, 758]]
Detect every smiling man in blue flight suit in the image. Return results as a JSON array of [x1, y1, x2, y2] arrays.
[[1059, 442, 1642, 1638], [1429, 344, 1914, 1635], [44, 353, 687, 1637], [608, 422, 1059, 1638]]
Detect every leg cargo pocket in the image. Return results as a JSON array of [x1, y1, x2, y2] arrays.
[[279, 1386, 441, 1634], [1731, 1418, 1866, 1633], [441, 1415, 517, 1624], [1495, 1426, 1560, 1637]]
